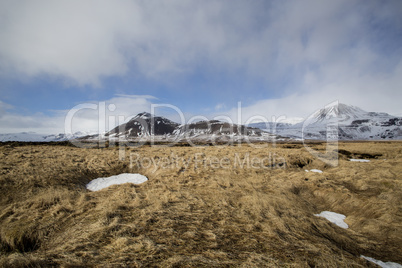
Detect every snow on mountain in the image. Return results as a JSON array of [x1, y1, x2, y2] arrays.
[[106, 112, 179, 138], [304, 103, 392, 126], [253, 103, 402, 140], [248, 122, 294, 132], [4, 104, 400, 142], [173, 120, 280, 142], [176, 120, 262, 136], [0, 131, 91, 142], [103, 113, 282, 143], [0, 112, 281, 143]]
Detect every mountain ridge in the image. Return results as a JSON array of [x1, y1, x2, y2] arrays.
[[103, 114, 280, 143], [2, 103, 401, 142]]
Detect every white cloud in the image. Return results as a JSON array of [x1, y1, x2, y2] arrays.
[[221, 61, 402, 123], [1, 0, 388, 85], [215, 103, 226, 111], [0, 0, 401, 130]]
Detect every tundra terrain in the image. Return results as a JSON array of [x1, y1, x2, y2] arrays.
[[0, 141, 401, 267]]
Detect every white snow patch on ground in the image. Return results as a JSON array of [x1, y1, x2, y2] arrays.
[[305, 169, 323, 173], [350, 159, 370, 162], [314, 211, 348, 229], [86, 173, 148, 191], [361, 255, 402, 268]]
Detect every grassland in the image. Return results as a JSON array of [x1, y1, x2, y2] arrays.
[[0, 141, 401, 267]]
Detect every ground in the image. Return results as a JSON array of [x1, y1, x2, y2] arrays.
[[0, 141, 401, 267]]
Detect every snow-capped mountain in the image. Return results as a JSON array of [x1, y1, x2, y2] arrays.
[[310, 103, 364, 123], [106, 112, 179, 138], [3, 104, 400, 142], [253, 103, 402, 140], [0, 113, 280, 143], [103, 113, 281, 143]]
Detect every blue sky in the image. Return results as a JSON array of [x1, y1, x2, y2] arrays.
[[0, 0, 401, 133]]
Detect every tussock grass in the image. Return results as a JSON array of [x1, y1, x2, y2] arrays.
[[0, 141, 401, 267]]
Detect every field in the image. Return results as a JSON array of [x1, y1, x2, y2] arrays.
[[0, 141, 401, 267]]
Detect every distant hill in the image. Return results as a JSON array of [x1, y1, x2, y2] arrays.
[[0, 131, 90, 142]]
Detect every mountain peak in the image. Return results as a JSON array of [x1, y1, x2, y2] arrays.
[[325, 102, 364, 113], [310, 102, 367, 123], [108, 112, 179, 137], [133, 112, 152, 120]]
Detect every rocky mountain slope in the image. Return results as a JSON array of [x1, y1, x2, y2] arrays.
[[172, 119, 278, 143], [103, 114, 279, 143], [106, 112, 179, 138]]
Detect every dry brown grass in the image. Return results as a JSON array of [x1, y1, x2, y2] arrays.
[[0, 141, 401, 267]]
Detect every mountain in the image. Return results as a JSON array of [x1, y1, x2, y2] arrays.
[[175, 120, 263, 136], [104, 113, 280, 143], [248, 122, 294, 131], [4, 104, 400, 143], [0, 131, 90, 142], [252, 103, 402, 140], [173, 120, 278, 142], [106, 112, 179, 138], [0, 113, 280, 143]]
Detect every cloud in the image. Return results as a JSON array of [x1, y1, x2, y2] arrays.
[[0, 0, 401, 130], [215, 103, 226, 111], [0, 1, 257, 84], [0, 1, 139, 86], [2, 0, 397, 86], [219, 59, 402, 123]]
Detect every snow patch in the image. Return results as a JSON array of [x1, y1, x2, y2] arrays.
[[305, 169, 323, 173], [361, 255, 402, 268], [314, 211, 348, 229], [350, 159, 370, 162], [86, 173, 148, 191]]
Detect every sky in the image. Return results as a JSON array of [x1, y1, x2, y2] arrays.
[[0, 0, 401, 134]]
